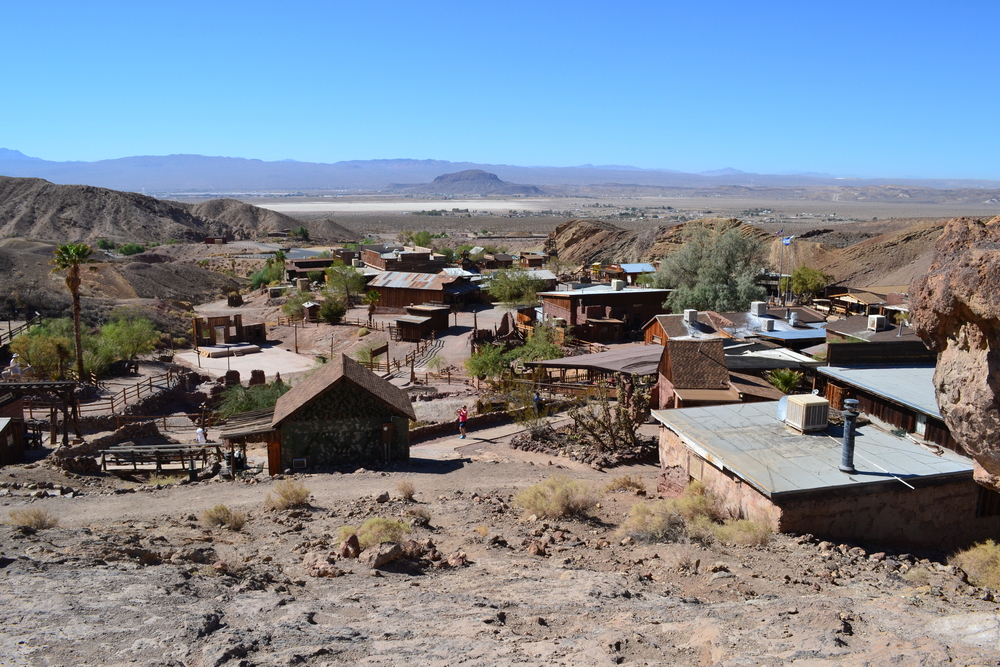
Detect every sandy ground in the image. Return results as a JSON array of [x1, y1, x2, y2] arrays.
[[3, 420, 1000, 666]]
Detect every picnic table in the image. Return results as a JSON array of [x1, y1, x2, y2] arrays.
[[100, 443, 224, 472]]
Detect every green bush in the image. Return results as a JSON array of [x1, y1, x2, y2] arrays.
[[118, 243, 147, 256], [514, 475, 598, 519], [319, 298, 347, 324], [96, 238, 115, 250]]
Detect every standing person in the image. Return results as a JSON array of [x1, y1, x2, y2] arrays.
[[456, 405, 468, 439], [533, 390, 542, 413]]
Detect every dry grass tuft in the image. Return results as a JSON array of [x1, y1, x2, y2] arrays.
[[338, 518, 412, 550], [265, 480, 310, 510], [148, 474, 186, 486], [618, 501, 685, 543], [951, 540, 1000, 589], [474, 524, 490, 538], [8, 507, 59, 529], [712, 518, 773, 547], [902, 566, 932, 585], [405, 506, 432, 527], [603, 474, 646, 494], [201, 504, 247, 531], [514, 475, 598, 519], [396, 479, 416, 502]]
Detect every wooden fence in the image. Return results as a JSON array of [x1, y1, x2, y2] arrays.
[[0, 315, 42, 347], [24, 370, 178, 419]]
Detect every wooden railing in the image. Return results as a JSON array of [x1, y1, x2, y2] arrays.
[[24, 370, 178, 418], [0, 315, 42, 347]]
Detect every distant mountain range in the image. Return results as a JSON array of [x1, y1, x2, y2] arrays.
[[1, 150, 998, 193]]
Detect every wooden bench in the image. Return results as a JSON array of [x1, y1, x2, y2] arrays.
[[100, 444, 222, 473]]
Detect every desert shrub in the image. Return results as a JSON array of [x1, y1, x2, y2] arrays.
[[226, 511, 247, 532], [604, 474, 646, 494], [951, 540, 1000, 589], [319, 298, 347, 324], [8, 508, 59, 529], [339, 518, 411, 550], [514, 475, 598, 519], [217, 381, 290, 418], [203, 504, 233, 527], [306, 270, 324, 284], [96, 238, 115, 250], [712, 518, 773, 547], [475, 525, 490, 538], [618, 501, 685, 543], [118, 243, 147, 256], [265, 480, 311, 510], [356, 326, 369, 337], [406, 506, 431, 526], [660, 480, 725, 523], [396, 479, 416, 502], [282, 292, 313, 319]]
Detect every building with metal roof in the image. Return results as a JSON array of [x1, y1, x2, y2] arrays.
[[653, 400, 999, 549]]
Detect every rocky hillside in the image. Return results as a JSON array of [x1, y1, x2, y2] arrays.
[[546, 218, 771, 266], [393, 170, 547, 196], [0, 176, 358, 244], [547, 217, 958, 289]]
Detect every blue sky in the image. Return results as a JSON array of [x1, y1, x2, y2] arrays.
[[3, 1, 997, 178]]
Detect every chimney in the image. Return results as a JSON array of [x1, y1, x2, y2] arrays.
[[839, 398, 860, 474]]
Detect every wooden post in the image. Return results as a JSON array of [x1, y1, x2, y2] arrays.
[[294, 323, 298, 354]]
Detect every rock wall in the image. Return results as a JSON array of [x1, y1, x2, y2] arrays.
[[910, 215, 1000, 488]]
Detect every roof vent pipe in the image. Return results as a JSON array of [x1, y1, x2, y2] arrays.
[[839, 399, 860, 474]]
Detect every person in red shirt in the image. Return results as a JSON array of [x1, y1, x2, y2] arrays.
[[456, 406, 468, 439]]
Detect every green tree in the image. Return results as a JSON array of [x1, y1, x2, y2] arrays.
[[118, 243, 147, 256], [96, 238, 115, 250], [282, 292, 313, 320], [9, 328, 73, 380], [100, 316, 160, 361], [50, 243, 94, 382], [647, 222, 767, 313], [291, 226, 310, 241], [784, 265, 832, 301], [487, 269, 545, 308], [325, 261, 367, 304], [465, 343, 508, 381], [319, 298, 347, 324], [250, 253, 286, 289], [218, 381, 290, 418]]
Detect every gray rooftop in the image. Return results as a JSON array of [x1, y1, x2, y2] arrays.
[[652, 401, 971, 500], [817, 364, 941, 418]]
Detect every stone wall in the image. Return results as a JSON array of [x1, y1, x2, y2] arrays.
[[656, 425, 1000, 551], [279, 380, 409, 469]]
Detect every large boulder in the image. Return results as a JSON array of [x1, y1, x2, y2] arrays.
[[910, 215, 1000, 488]]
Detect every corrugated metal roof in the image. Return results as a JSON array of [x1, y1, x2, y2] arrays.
[[369, 271, 452, 290], [816, 364, 941, 418], [618, 263, 656, 273], [525, 345, 662, 375], [755, 329, 829, 341], [395, 315, 432, 325], [652, 402, 971, 499]]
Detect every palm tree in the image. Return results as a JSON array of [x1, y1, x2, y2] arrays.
[[766, 368, 805, 394], [51, 243, 94, 383]]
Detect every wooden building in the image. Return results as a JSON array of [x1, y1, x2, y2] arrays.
[[361, 245, 446, 273], [539, 285, 672, 343], [813, 364, 957, 452], [603, 263, 656, 286], [220, 355, 416, 474], [368, 271, 479, 310], [193, 315, 266, 347], [481, 252, 514, 269], [519, 253, 547, 269]]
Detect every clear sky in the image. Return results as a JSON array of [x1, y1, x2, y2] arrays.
[[3, 0, 997, 178]]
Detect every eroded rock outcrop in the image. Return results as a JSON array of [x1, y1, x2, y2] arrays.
[[910, 215, 1000, 488]]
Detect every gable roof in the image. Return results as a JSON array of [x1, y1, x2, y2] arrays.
[[271, 354, 416, 427], [643, 312, 725, 339], [664, 339, 730, 390]]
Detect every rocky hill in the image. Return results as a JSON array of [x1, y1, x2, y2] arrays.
[[546, 217, 957, 289], [392, 170, 547, 196], [0, 176, 358, 244]]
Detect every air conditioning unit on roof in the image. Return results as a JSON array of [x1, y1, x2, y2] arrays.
[[868, 314, 886, 331], [785, 394, 830, 432]]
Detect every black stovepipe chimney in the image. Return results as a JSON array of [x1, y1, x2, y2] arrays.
[[839, 398, 859, 474]]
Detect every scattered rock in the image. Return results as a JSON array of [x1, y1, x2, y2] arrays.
[[338, 534, 361, 559], [375, 491, 390, 503], [359, 542, 402, 569]]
